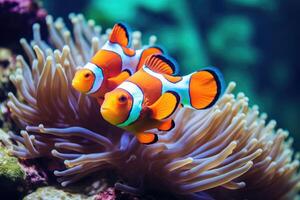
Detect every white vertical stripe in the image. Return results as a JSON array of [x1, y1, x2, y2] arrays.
[[102, 42, 141, 74], [83, 62, 104, 94], [117, 81, 144, 127]]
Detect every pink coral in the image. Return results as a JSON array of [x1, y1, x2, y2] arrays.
[[94, 187, 116, 200], [20, 160, 48, 187]]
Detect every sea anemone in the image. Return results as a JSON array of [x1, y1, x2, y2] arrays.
[[5, 14, 300, 199]]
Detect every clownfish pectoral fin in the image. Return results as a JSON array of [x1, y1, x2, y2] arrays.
[[144, 54, 178, 75], [107, 70, 131, 87], [136, 47, 164, 70], [136, 132, 158, 145], [189, 67, 225, 109], [158, 119, 175, 131], [109, 23, 131, 47], [148, 91, 180, 120]]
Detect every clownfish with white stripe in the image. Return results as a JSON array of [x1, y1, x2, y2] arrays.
[[71, 23, 165, 104], [100, 54, 225, 144]]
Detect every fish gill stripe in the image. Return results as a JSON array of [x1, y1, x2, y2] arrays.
[[116, 81, 144, 127], [83, 62, 104, 95]]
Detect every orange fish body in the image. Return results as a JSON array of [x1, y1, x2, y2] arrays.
[[72, 23, 164, 104], [101, 55, 225, 144]]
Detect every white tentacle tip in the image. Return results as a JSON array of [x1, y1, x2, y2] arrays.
[[33, 23, 40, 29], [19, 38, 26, 44], [61, 181, 68, 187], [64, 160, 72, 168]]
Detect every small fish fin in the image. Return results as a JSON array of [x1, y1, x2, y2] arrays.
[[136, 47, 164, 70], [109, 23, 131, 47], [144, 54, 178, 75], [189, 67, 224, 109], [136, 132, 158, 144], [148, 91, 180, 120], [108, 70, 131, 86], [158, 119, 175, 131]]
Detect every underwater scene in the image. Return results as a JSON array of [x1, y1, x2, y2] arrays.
[[0, 0, 299, 199]]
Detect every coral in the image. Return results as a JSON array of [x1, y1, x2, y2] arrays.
[[0, 139, 25, 183], [94, 187, 116, 200], [0, 131, 25, 198], [23, 186, 94, 200], [20, 160, 48, 187], [0, 0, 47, 50], [5, 14, 300, 199], [0, 129, 47, 193]]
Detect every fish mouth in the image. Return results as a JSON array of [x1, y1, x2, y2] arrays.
[[100, 107, 114, 124], [71, 80, 89, 93], [100, 106, 111, 113]]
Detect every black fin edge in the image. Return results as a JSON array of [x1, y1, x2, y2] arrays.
[[143, 134, 158, 145], [146, 54, 179, 75], [111, 22, 132, 47], [199, 67, 225, 109], [158, 119, 175, 131], [161, 91, 180, 120]]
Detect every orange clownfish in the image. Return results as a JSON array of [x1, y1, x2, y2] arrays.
[[71, 23, 164, 103], [100, 54, 225, 144]]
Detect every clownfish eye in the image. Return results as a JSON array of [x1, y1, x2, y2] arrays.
[[118, 94, 128, 103], [84, 73, 91, 78]]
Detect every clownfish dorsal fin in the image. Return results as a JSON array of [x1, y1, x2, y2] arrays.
[[136, 46, 164, 70], [144, 54, 177, 75], [136, 132, 158, 144], [107, 70, 131, 87], [148, 91, 180, 120], [109, 23, 131, 47]]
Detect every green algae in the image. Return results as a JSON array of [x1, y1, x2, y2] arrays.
[[23, 186, 94, 200], [0, 136, 25, 184]]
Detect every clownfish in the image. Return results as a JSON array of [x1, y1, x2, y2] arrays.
[[71, 23, 164, 104], [100, 54, 225, 144]]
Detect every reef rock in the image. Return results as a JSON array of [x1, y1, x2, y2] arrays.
[[23, 186, 93, 200], [0, 132, 25, 198]]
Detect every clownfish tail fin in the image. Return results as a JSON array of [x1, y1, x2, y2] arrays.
[[144, 54, 179, 75], [188, 66, 225, 109], [109, 22, 131, 47]]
